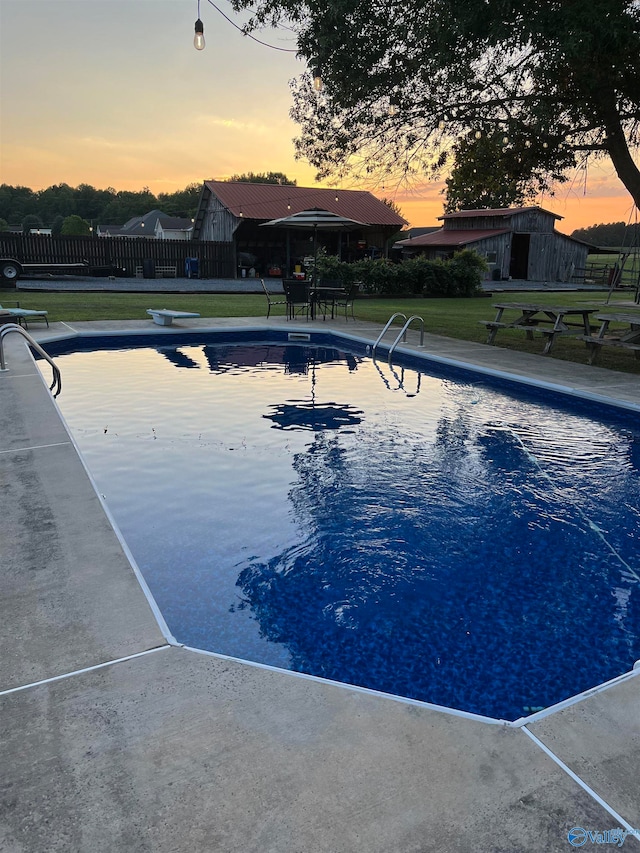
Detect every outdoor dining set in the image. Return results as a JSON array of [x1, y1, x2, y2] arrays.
[[261, 278, 360, 321]]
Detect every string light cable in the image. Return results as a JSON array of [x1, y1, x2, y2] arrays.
[[196, 0, 298, 53]]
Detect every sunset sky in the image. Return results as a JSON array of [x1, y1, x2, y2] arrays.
[[1, 0, 637, 234]]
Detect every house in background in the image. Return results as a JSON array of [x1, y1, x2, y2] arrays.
[[396, 206, 592, 282], [99, 210, 193, 240], [192, 181, 406, 277], [154, 216, 193, 241]]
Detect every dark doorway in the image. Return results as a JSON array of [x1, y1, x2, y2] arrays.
[[509, 234, 530, 280]]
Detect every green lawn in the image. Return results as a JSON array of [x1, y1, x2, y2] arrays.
[[5, 287, 640, 375]]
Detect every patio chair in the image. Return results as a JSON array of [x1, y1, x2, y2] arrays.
[[283, 280, 311, 320], [333, 283, 360, 321], [260, 278, 287, 318], [0, 301, 49, 329]]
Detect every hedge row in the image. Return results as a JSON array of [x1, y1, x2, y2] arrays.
[[316, 249, 487, 297]]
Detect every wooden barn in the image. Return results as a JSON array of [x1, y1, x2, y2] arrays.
[[192, 181, 406, 278], [396, 206, 591, 282]]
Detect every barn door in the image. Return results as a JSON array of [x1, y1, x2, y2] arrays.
[[509, 234, 530, 280]]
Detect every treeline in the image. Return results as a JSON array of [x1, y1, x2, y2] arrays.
[[0, 182, 202, 229], [0, 174, 297, 231], [571, 221, 640, 247]]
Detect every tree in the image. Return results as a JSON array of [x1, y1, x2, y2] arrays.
[[51, 215, 65, 237], [22, 214, 43, 234], [0, 184, 38, 223], [61, 214, 91, 236], [232, 0, 640, 209], [157, 183, 202, 218], [100, 188, 158, 224], [571, 221, 640, 246], [380, 197, 404, 219], [228, 171, 297, 185], [445, 132, 573, 211], [37, 183, 77, 223]]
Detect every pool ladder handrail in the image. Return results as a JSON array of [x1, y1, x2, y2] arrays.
[[0, 323, 61, 397], [370, 313, 407, 358], [388, 315, 425, 361]]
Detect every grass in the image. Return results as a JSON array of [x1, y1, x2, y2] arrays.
[[4, 286, 640, 375]]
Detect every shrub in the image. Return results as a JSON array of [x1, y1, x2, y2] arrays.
[[446, 249, 487, 296], [316, 249, 486, 297]]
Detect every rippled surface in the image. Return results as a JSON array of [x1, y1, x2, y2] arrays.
[[48, 335, 640, 720]]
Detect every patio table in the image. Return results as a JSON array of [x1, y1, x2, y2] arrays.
[[309, 286, 347, 320]]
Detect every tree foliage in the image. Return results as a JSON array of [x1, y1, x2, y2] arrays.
[[227, 171, 297, 185], [61, 214, 91, 236], [0, 183, 204, 228], [22, 214, 43, 234], [232, 0, 640, 209], [571, 221, 640, 246], [445, 132, 573, 211]]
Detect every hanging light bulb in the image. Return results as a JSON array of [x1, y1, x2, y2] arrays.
[[194, 18, 205, 50], [312, 68, 323, 92], [388, 95, 400, 116], [475, 130, 482, 139]]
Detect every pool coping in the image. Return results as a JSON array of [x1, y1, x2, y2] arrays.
[[2, 315, 640, 850]]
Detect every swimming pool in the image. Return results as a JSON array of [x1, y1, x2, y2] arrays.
[[44, 330, 640, 721]]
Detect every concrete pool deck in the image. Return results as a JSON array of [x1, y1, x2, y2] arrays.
[[1, 314, 640, 852]]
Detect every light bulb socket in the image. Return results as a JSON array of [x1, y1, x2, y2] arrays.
[[194, 18, 205, 50]]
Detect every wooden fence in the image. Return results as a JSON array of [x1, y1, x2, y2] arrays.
[[0, 234, 235, 279]]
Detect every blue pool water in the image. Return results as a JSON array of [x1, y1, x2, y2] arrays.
[[46, 331, 640, 720]]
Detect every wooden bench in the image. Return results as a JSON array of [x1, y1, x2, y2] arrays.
[[146, 309, 201, 326], [479, 320, 558, 336], [135, 265, 178, 279], [582, 312, 640, 363]]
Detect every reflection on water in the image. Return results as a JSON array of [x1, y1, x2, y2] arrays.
[[48, 336, 640, 720]]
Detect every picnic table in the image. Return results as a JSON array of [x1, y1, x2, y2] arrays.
[[582, 312, 640, 363], [479, 302, 597, 355]]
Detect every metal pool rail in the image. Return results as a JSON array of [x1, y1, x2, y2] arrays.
[[0, 323, 62, 396]]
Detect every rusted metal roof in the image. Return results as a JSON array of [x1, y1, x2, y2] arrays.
[[203, 181, 407, 227], [440, 206, 562, 220], [397, 228, 511, 247]]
